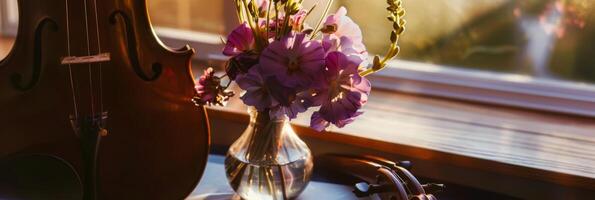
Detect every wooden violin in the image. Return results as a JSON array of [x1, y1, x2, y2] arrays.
[[0, 0, 209, 199]]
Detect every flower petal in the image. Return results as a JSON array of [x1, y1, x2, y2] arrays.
[[236, 66, 279, 110], [223, 23, 254, 56], [310, 112, 330, 132], [260, 33, 325, 90]]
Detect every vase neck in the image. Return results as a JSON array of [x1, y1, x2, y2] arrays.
[[248, 110, 288, 141], [237, 108, 303, 164], [248, 108, 289, 125]]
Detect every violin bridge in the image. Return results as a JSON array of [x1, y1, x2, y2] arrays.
[[61, 53, 111, 65]]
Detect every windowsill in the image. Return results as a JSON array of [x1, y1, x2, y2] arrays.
[[371, 60, 595, 118], [206, 88, 595, 199], [162, 28, 595, 197]]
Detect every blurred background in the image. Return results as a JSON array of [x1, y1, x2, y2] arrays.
[[144, 0, 595, 84], [1, 0, 594, 84]]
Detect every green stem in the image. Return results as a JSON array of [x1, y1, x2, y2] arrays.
[[235, 0, 244, 23], [265, 0, 273, 42], [275, 2, 280, 40], [281, 4, 292, 37], [241, 0, 266, 51], [360, 0, 406, 77]]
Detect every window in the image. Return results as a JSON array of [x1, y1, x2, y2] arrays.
[[0, 0, 17, 59], [1, 0, 594, 116], [339, 0, 595, 117], [146, 0, 595, 117], [148, 0, 228, 35], [148, 0, 595, 84], [344, 0, 595, 84]]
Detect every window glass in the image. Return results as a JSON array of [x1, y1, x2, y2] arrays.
[[0, 0, 17, 60], [342, 0, 595, 84], [147, 0, 595, 84], [148, 0, 227, 34]]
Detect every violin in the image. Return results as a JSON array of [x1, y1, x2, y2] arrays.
[[0, 0, 209, 199]]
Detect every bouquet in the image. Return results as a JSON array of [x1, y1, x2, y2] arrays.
[[194, 0, 406, 132]]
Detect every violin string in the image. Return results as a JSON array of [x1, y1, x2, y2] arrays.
[[83, 0, 96, 118], [92, 0, 104, 115], [65, 0, 79, 119]]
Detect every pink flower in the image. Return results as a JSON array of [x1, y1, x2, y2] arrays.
[[223, 23, 254, 56], [194, 68, 234, 106], [257, 0, 269, 15], [195, 68, 218, 104], [322, 7, 367, 62], [310, 52, 371, 131], [292, 10, 309, 31], [236, 65, 280, 111], [322, 35, 367, 64], [323, 7, 364, 47], [260, 33, 325, 90], [259, 9, 309, 41]]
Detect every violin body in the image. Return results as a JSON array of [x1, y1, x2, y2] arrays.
[[0, 0, 209, 199]]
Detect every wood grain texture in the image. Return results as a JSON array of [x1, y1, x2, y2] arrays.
[[0, 0, 209, 198], [208, 85, 595, 198]]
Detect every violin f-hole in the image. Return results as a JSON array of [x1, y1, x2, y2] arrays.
[[109, 10, 162, 82], [10, 18, 58, 91]]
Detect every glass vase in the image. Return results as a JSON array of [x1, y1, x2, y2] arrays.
[[225, 108, 313, 200]]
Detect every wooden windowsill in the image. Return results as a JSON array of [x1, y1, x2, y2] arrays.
[[206, 88, 595, 199]]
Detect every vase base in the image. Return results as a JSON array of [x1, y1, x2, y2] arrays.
[[225, 153, 312, 200]]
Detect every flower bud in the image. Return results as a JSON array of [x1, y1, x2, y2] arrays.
[[390, 30, 397, 43], [372, 56, 381, 70]]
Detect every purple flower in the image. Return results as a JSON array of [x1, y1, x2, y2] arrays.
[[310, 52, 371, 131], [223, 23, 254, 56], [226, 51, 259, 80], [235, 65, 280, 111], [235, 62, 318, 117], [260, 33, 325, 90], [270, 90, 316, 119], [259, 18, 279, 41], [270, 101, 306, 120], [194, 68, 234, 106]]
